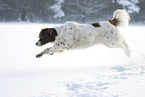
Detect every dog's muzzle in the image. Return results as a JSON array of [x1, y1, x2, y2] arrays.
[[36, 41, 42, 46]]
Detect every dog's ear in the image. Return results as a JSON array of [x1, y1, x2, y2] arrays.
[[50, 28, 57, 37], [39, 28, 57, 38], [48, 28, 57, 37]]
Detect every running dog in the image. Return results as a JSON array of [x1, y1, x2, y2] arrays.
[[36, 9, 131, 58]]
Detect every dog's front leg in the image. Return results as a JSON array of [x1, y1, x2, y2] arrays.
[[36, 48, 50, 58], [36, 43, 64, 58], [36, 41, 73, 58], [36, 44, 62, 58], [48, 41, 73, 55], [48, 43, 65, 55]]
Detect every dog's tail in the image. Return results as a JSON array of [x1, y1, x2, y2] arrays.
[[109, 9, 130, 29]]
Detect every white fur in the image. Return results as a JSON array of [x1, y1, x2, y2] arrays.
[[36, 9, 131, 58], [113, 9, 130, 29]]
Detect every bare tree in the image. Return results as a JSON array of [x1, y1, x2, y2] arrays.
[[0, 0, 144, 23], [49, 0, 65, 22], [64, 0, 109, 23], [0, 0, 10, 21], [114, 0, 140, 14]]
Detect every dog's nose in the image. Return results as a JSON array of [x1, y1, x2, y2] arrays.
[[36, 41, 41, 46]]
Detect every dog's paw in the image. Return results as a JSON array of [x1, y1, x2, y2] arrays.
[[36, 53, 43, 58]]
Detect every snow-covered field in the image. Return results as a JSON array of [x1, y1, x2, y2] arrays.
[[0, 23, 145, 97]]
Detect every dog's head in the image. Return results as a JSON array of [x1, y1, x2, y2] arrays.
[[36, 28, 57, 46]]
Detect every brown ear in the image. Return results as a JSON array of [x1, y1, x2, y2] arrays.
[[49, 30, 53, 36], [49, 28, 57, 37]]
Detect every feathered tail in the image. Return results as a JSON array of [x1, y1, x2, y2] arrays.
[[109, 9, 130, 29]]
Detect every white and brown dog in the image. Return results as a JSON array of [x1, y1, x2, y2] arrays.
[[36, 9, 131, 58]]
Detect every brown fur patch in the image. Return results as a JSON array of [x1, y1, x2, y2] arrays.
[[109, 19, 119, 27], [37, 28, 58, 46], [39, 28, 57, 38]]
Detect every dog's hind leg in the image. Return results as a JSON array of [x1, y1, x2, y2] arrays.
[[119, 40, 131, 57]]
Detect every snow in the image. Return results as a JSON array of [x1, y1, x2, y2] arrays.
[[116, 0, 140, 14], [0, 23, 145, 97]]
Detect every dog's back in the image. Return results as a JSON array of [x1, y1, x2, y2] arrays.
[[69, 21, 119, 49], [67, 10, 130, 49]]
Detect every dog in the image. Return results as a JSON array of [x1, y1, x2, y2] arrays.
[[36, 9, 131, 58]]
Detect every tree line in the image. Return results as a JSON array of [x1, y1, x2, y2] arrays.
[[0, 0, 144, 23]]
